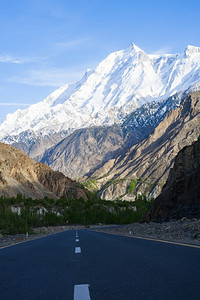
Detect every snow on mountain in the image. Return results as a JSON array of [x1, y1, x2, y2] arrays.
[[121, 91, 184, 147], [1, 43, 200, 140]]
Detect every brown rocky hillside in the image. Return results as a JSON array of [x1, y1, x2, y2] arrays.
[[147, 138, 200, 221], [91, 91, 200, 200], [0, 142, 87, 199], [41, 124, 124, 179]]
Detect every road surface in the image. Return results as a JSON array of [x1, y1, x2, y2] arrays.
[[0, 229, 200, 299]]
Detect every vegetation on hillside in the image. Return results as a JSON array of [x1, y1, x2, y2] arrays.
[[128, 178, 138, 193], [83, 178, 97, 189], [0, 192, 154, 235]]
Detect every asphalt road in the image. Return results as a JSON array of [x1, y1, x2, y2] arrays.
[[0, 229, 200, 300]]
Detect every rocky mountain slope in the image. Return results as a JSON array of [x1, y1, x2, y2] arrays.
[[0, 142, 87, 199], [20, 91, 181, 179], [147, 138, 200, 221], [6, 130, 66, 162], [41, 124, 124, 179], [2, 91, 184, 178], [121, 91, 183, 148], [91, 91, 200, 200], [1, 44, 200, 142]]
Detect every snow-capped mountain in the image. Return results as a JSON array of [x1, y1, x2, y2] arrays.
[[1, 43, 200, 140]]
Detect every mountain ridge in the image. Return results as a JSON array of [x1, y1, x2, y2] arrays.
[[91, 90, 200, 200], [1, 44, 200, 141], [41, 124, 124, 180], [0, 142, 87, 200]]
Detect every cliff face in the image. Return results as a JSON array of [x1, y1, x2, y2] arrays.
[[91, 91, 200, 200], [0, 142, 87, 200], [148, 139, 200, 221]]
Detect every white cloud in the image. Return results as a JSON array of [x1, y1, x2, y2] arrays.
[[0, 55, 23, 64], [8, 68, 85, 87], [0, 54, 50, 64], [0, 102, 30, 106], [150, 46, 173, 55]]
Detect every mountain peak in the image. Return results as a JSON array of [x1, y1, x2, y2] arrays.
[[184, 45, 200, 57], [127, 42, 143, 53]]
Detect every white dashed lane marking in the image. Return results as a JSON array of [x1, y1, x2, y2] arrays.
[[74, 284, 91, 300], [73, 232, 90, 298], [75, 247, 81, 254]]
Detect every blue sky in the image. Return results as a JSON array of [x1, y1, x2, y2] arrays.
[[0, 0, 200, 123]]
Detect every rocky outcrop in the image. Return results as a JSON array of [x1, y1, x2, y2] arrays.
[[35, 165, 87, 200], [0, 142, 87, 199], [147, 139, 200, 221], [41, 124, 124, 179], [92, 91, 200, 200]]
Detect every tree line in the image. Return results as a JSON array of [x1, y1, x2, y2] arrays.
[[0, 192, 154, 235]]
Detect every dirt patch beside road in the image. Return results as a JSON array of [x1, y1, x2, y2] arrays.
[[94, 218, 200, 246]]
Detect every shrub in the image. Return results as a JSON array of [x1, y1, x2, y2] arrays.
[[128, 178, 137, 193]]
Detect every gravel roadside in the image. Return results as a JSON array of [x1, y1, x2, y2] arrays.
[[94, 218, 200, 246], [1, 218, 200, 248]]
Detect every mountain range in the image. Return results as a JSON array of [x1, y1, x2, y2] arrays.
[[1, 43, 200, 141], [1, 43, 200, 203]]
